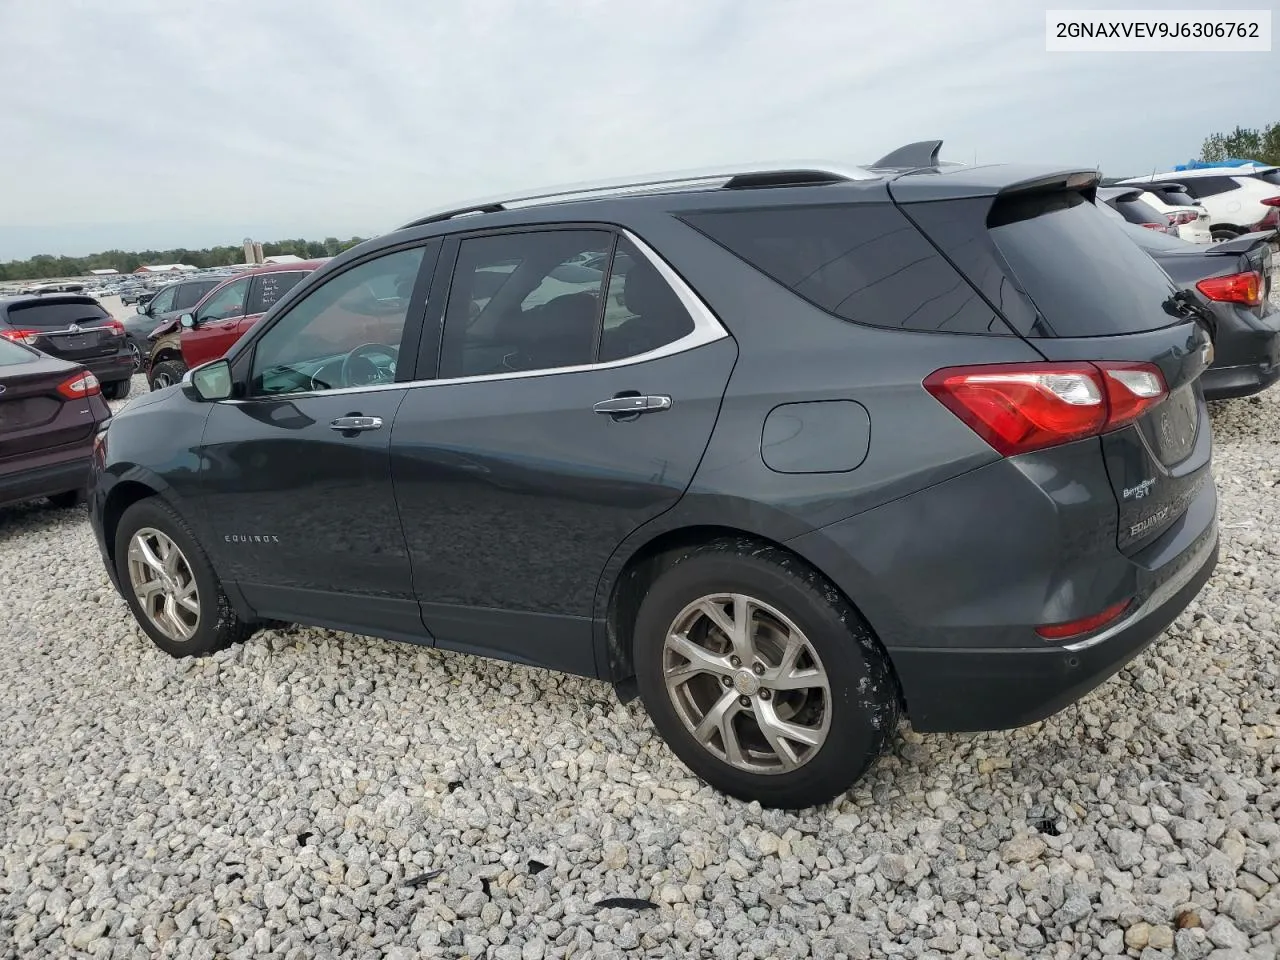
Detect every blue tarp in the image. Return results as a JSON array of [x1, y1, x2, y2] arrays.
[[1173, 158, 1267, 170]]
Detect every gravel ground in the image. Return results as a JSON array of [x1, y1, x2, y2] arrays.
[[2, 298, 1279, 959]]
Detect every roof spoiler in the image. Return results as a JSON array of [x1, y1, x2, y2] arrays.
[[871, 140, 943, 170]]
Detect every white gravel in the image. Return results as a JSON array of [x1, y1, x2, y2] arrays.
[[3, 296, 1279, 959]]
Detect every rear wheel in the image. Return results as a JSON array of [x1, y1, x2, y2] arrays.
[[46, 490, 82, 509], [148, 359, 187, 391], [114, 498, 254, 657], [633, 542, 899, 809], [1211, 226, 1241, 243], [102, 379, 131, 400]]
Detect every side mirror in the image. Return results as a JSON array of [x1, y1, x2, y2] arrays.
[[180, 313, 196, 328], [135, 303, 145, 315], [189, 359, 233, 402]]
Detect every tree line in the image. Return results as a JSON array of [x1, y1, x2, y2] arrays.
[[0, 237, 369, 282], [1199, 122, 1280, 167]]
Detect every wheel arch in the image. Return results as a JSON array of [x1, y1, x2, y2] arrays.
[[596, 520, 898, 705]]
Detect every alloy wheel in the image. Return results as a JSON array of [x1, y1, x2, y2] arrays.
[[127, 527, 200, 642], [662, 593, 831, 774]]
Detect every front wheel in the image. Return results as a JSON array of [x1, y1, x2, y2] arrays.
[[148, 359, 187, 391], [114, 498, 254, 657], [633, 542, 899, 809]]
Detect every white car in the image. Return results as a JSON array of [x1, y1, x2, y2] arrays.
[[1121, 166, 1280, 241], [1136, 188, 1212, 244]]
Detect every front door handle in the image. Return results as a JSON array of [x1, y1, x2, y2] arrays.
[[330, 415, 383, 432], [592, 395, 672, 416]]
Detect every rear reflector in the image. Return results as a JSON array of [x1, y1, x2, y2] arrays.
[[1036, 599, 1132, 640], [924, 361, 1168, 456], [57, 371, 101, 399], [1197, 271, 1263, 307], [0, 328, 39, 345]]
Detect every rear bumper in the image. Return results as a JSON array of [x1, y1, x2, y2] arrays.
[[890, 525, 1217, 732], [79, 351, 139, 383], [1202, 321, 1280, 401], [0, 454, 91, 508]]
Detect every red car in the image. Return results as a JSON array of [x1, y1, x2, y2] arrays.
[[145, 261, 328, 389], [0, 335, 112, 510]]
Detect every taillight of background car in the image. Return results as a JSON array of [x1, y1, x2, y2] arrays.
[[105, 319, 126, 337], [0, 328, 39, 345], [924, 361, 1168, 457], [1197, 272, 1265, 307], [56, 372, 101, 399], [1168, 211, 1198, 226]]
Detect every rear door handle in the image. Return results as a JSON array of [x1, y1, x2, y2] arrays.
[[330, 416, 383, 432], [592, 395, 672, 416]]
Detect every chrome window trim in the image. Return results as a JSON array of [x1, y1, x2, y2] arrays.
[[223, 229, 729, 404]]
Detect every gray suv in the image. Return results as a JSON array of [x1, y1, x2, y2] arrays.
[[88, 142, 1219, 808]]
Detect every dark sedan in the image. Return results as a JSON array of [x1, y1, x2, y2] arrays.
[[1122, 223, 1279, 400], [0, 337, 112, 510]]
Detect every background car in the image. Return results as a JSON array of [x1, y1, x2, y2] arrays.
[[1122, 165, 1280, 241], [1096, 186, 1179, 234], [121, 275, 225, 367], [1122, 222, 1278, 400], [1135, 184, 1213, 243], [0, 292, 136, 399], [145, 261, 324, 389], [0, 336, 111, 509]]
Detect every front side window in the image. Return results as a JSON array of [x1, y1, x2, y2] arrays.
[[196, 278, 250, 322], [249, 247, 426, 396], [439, 230, 612, 378], [174, 280, 217, 311], [247, 270, 308, 314], [147, 285, 178, 314]]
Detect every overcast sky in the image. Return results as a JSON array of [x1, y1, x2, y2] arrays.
[[0, 0, 1273, 260]]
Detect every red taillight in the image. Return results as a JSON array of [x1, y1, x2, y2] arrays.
[[1261, 196, 1280, 207], [1036, 599, 1132, 640], [0, 328, 39, 345], [104, 319, 125, 337], [56, 371, 101, 399], [1169, 212, 1196, 226], [1140, 222, 1165, 230], [924, 361, 1168, 457], [1197, 271, 1263, 307]]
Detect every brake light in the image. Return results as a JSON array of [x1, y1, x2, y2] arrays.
[[56, 371, 101, 399], [924, 361, 1168, 456], [104, 319, 125, 337], [1261, 196, 1280, 207], [1139, 222, 1166, 230], [1036, 599, 1132, 640], [0, 328, 39, 345], [1169, 212, 1197, 226], [1197, 271, 1263, 307]]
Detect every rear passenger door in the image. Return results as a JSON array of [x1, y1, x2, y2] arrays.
[[390, 228, 736, 675]]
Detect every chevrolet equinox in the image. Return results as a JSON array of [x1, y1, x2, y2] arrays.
[[89, 141, 1219, 808]]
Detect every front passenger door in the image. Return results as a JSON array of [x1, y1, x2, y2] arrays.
[[183, 277, 251, 368], [195, 244, 437, 639]]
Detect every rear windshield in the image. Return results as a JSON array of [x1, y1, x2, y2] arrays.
[[1154, 189, 1199, 207], [1112, 196, 1166, 225], [6, 298, 111, 328], [1123, 222, 1195, 252], [0, 338, 34, 365], [989, 191, 1180, 337]]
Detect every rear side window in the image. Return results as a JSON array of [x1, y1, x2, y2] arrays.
[[247, 271, 308, 314], [1251, 171, 1280, 187], [681, 204, 1007, 335], [988, 191, 1180, 337], [1181, 176, 1240, 199], [6, 299, 110, 328]]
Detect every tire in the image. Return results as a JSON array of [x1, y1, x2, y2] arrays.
[[148, 359, 187, 391], [1211, 226, 1241, 243], [102, 378, 131, 401], [113, 497, 254, 658], [633, 541, 899, 809], [46, 490, 82, 509]]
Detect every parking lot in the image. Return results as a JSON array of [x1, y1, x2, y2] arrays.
[[2, 287, 1279, 960]]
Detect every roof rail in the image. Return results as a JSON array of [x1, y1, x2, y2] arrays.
[[398, 160, 877, 229], [870, 139, 944, 170]]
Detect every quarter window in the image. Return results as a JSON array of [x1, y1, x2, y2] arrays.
[[598, 237, 695, 362], [249, 247, 426, 396]]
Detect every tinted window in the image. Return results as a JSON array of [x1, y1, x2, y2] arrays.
[[1180, 177, 1240, 199], [1149, 187, 1199, 207], [681, 204, 1007, 335], [251, 247, 425, 395], [174, 280, 217, 311], [989, 191, 1180, 337], [439, 230, 611, 378], [196, 278, 250, 321], [1110, 196, 1166, 226], [247, 270, 308, 314], [6, 299, 110, 328], [1251, 171, 1280, 187], [598, 237, 695, 361]]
